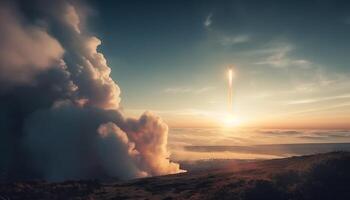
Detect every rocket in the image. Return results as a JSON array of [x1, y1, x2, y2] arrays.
[[228, 66, 234, 114]]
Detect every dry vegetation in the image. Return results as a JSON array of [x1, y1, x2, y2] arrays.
[[1, 151, 350, 200]]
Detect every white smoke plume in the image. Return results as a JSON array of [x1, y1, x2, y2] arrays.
[[0, 0, 183, 181], [0, 4, 64, 87]]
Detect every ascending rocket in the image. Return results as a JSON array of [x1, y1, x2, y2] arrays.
[[227, 66, 234, 114]]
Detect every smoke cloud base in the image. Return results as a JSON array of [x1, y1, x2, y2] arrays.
[[0, 0, 183, 181]]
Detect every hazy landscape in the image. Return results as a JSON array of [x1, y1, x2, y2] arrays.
[[1, 0, 350, 199], [168, 128, 350, 160]]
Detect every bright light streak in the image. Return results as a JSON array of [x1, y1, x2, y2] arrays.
[[228, 68, 233, 87], [228, 67, 234, 114], [222, 66, 240, 127]]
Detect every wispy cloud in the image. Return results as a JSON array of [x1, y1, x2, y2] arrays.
[[164, 86, 214, 94], [287, 70, 347, 95], [254, 44, 312, 68], [282, 102, 350, 116], [204, 13, 212, 28], [219, 35, 250, 46], [286, 94, 350, 105]]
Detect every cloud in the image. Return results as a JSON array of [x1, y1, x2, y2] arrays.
[[286, 94, 350, 105], [23, 104, 182, 180], [0, 3, 64, 87], [257, 130, 302, 135], [254, 44, 312, 68], [63, 5, 81, 34], [183, 143, 350, 157], [0, 1, 183, 181], [164, 86, 214, 94], [287, 102, 350, 116], [124, 112, 182, 175], [204, 13, 212, 27], [219, 35, 250, 46], [168, 128, 350, 160]]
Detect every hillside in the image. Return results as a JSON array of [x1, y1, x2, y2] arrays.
[[1, 151, 350, 200]]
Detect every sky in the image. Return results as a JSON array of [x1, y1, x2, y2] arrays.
[[1, 0, 350, 181], [86, 0, 350, 129]]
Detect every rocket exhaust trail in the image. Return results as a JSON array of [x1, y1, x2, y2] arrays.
[[228, 67, 233, 114]]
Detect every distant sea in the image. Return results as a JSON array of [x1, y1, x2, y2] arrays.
[[168, 128, 350, 161]]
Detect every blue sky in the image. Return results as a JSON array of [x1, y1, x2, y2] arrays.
[[87, 0, 350, 128]]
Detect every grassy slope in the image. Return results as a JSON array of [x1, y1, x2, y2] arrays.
[[1, 151, 350, 200]]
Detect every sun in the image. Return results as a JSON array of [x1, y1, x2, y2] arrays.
[[222, 113, 241, 127]]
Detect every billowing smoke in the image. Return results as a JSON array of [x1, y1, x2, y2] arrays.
[[0, 3, 64, 87], [0, 0, 183, 181]]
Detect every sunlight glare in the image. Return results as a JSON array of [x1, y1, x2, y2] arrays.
[[222, 113, 240, 127]]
